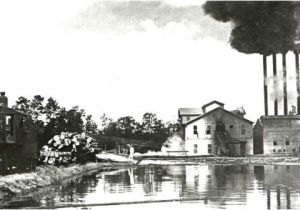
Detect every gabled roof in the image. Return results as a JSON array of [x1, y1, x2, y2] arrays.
[[178, 108, 202, 116], [201, 100, 224, 111], [183, 107, 253, 126]]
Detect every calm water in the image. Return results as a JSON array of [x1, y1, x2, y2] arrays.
[[2, 164, 300, 209]]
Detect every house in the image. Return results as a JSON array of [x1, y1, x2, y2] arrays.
[[0, 92, 37, 161], [181, 101, 253, 156], [253, 115, 300, 155]]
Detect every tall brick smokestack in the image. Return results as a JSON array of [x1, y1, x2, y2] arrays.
[[272, 54, 278, 115], [203, 1, 299, 116], [282, 53, 288, 115], [295, 52, 300, 114], [263, 55, 268, 115]]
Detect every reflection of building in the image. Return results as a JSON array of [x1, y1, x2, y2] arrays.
[[179, 101, 253, 156], [0, 92, 37, 160], [254, 116, 300, 154]]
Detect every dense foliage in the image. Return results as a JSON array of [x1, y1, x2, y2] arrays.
[[100, 112, 180, 146], [12, 95, 179, 152], [12, 95, 98, 148]]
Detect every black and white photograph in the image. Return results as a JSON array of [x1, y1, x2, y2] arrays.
[[1, 1, 300, 209]]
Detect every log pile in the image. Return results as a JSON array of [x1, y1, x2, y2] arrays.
[[39, 132, 98, 165]]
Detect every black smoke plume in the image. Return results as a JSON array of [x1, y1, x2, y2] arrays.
[[203, 1, 299, 55]]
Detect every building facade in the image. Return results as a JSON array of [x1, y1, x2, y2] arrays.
[[0, 92, 37, 160], [182, 101, 253, 156], [253, 116, 300, 155]]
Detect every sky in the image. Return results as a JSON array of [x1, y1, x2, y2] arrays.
[[0, 0, 297, 125]]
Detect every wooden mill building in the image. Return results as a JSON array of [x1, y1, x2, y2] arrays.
[[178, 101, 253, 156]]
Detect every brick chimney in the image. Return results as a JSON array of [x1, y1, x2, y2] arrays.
[[0, 92, 8, 107]]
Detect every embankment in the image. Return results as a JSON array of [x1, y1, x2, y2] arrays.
[[0, 162, 133, 200], [137, 155, 300, 165]]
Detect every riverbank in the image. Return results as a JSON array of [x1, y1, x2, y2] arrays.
[[0, 162, 134, 200], [138, 155, 300, 165]]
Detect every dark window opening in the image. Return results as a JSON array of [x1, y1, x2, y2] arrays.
[[278, 149, 282, 153], [193, 125, 198, 135], [273, 141, 277, 146], [286, 141, 290, 146], [206, 125, 211, 135], [194, 144, 198, 154], [241, 125, 245, 135], [229, 125, 234, 130], [293, 149, 296, 152], [187, 116, 190, 121], [208, 144, 212, 154], [273, 149, 276, 153], [283, 149, 286, 152], [274, 165, 278, 171]]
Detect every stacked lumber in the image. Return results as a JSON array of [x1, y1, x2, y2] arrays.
[[39, 132, 97, 165]]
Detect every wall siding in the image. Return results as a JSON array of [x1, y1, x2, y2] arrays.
[[185, 109, 253, 155]]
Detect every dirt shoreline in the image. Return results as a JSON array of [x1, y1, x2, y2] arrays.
[[138, 155, 300, 165], [0, 162, 134, 200]]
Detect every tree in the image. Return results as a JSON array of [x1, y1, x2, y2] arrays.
[[85, 114, 98, 136], [116, 116, 137, 138]]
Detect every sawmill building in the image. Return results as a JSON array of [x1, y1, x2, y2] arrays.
[[179, 101, 253, 156]]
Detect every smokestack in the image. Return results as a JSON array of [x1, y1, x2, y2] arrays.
[[263, 55, 268, 115], [295, 52, 300, 115], [273, 54, 278, 115], [0, 92, 8, 108], [282, 53, 288, 115]]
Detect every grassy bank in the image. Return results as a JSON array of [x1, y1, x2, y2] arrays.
[[0, 162, 133, 200]]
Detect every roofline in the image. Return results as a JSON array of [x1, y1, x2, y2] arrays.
[[183, 107, 253, 126], [201, 100, 224, 109], [0, 107, 29, 116]]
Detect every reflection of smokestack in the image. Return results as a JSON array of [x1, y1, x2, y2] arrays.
[[263, 55, 268, 115], [273, 54, 278, 115], [282, 53, 288, 115], [295, 52, 300, 115]]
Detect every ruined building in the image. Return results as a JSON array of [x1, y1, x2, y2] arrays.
[[0, 92, 37, 161]]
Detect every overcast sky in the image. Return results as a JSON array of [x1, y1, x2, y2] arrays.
[[1, 0, 298, 125]]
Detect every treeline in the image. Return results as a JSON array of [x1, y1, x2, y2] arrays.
[[100, 112, 180, 144], [12, 95, 179, 150], [13, 95, 98, 148]]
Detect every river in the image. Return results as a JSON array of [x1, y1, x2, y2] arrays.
[[2, 164, 300, 209]]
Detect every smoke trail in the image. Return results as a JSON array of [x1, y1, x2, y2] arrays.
[[203, 1, 299, 55]]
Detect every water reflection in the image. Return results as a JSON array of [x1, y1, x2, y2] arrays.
[[3, 165, 300, 209]]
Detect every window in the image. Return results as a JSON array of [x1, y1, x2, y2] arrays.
[[273, 141, 277, 146], [286, 166, 290, 173], [293, 149, 296, 152], [229, 125, 234, 130], [187, 116, 190, 121], [208, 144, 212, 154], [206, 125, 211, 135], [5, 115, 13, 136], [273, 149, 276, 153], [283, 149, 286, 152], [241, 125, 246, 135], [286, 141, 290, 146], [274, 165, 278, 171], [194, 144, 198, 154], [278, 149, 282, 153], [193, 125, 198, 135]]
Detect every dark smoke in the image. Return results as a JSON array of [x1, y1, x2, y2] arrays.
[[203, 1, 299, 55]]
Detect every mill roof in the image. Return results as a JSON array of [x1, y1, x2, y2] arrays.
[[183, 107, 253, 126]]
